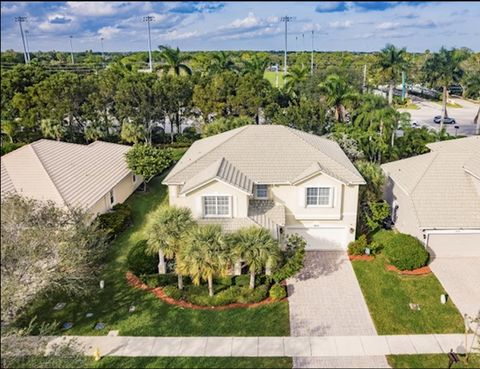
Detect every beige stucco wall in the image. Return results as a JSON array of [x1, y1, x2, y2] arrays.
[[88, 173, 143, 215], [383, 177, 423, 240]]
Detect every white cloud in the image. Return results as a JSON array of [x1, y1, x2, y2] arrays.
[[66, 2, 135, 17], [302, 23, 323, 32], [1, 3, 23, 14], [329, 20, 353, 29], [38, 14, 77, 32], [98, 26, 121, 40], [229, 12, 262, 30], [376, 22, 401, 30], [162, 30, 201, 41]]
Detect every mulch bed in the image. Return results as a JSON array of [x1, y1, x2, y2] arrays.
[[349, 255, 374, 261], [385, 264, 432, 275], [126, 272, 287, 310]]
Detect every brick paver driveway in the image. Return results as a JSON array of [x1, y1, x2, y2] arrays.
[[430, 257, 480, 319], [288, 251, 389, 368]]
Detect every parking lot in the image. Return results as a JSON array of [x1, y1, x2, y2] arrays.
[[399, 96, 479, 136]]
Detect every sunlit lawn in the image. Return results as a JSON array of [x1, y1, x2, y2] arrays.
[[387, 354, 480, 368], [19, 172, 289, 337], [264, 70, 284, 88]]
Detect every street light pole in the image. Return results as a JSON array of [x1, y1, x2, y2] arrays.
[[69, 35, 74, 64], [143, 16, 155, 72], [100, 37, 105, 67], [311, 30, 314, 75], [15, 16, 28, 64], [24, 30, 31, 63], [280, 16, 294, 83]]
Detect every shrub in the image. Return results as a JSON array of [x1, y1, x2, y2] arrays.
[[96, 203, 132, 238], [235, 275, 250, 287], [269, 284, 287, 300], [237, 285, 269, 304], [348, 235, 368, 255], [214, 276, 233, 286], [384, 233, 429, 271], [126, 240, 158, 275], [272, 234, 306, 283], [141, 273, 178, 288], [368, 240, 383, 255], [162, 285, 183, 300], [372, 229, 396, 248]]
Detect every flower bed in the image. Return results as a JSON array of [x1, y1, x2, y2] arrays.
[[385, 264, 432, 275], [126, 272, 287, 310], [349, 255, 374, 261]]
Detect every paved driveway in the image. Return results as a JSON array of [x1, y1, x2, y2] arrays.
[[430, 258, 480, 319], [288, 251, 389, 368]]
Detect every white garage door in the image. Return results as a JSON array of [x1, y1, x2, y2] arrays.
[[285, 227, 348, 250], [427, 233, 480, 258]]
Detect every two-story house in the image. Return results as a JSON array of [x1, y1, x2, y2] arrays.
[[163, 125, 365, 250]]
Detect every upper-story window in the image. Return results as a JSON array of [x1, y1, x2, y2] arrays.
[[203, 196, 230, 217], [255, 184, 268, 199], [306, 187, 332, 207]]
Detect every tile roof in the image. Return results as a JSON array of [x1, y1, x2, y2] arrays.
[[164, 125, 365, 191], [382, 137, 480, 229], [1, 139, 132, 209]]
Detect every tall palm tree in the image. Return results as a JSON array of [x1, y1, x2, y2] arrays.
[[377, 44, 408, 105], [229, 227, 280, 289], [318, 74, 358, 123], [157, 45, 192, 76], [146, 206, 196, 290], [284, 65, 309, 95], [176, 224, 230, 296], [422, 47, 465, 131], [208, 51, 237, 74], [242, 55, 269, 78]]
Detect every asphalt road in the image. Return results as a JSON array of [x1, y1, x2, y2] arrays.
[[399, 96, 479, 136]]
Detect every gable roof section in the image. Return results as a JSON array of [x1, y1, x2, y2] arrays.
[[164, 125, 365, 189], [426, 136, 480, 153], [382, 136, 480, 229], [1, 139, 132, 209]]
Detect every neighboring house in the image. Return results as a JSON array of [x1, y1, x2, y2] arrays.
[[163, 125, 365, 250], [381, 136, 480, 258], [1, 139, 142, 214]]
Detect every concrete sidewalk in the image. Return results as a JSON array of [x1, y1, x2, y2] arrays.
[[39, 334, 478, 357]]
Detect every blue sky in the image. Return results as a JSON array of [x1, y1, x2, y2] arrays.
[[1, 2, 479, 53]]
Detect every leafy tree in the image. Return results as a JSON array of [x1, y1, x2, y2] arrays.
[[229, 227, 280, 289], [318, 74, 358, 122], [1, 195, 108, 323], [120, 121, 146, 144], [146, 207, 196, 288], [202, 116, 254, 137], [157, 45, 192, 76], [365, 201, 390, 232], [1, 120, 18, 143], [125, 144, 173, 191], [284, 65, 309, 96], [208, 51, 237, 74], [422, 47, 466, 130], [241, 54, 269, 78], [40, 118, 66, 141], [325, 132, 364, 162], [377, 44, 408, 105], [177, 224, 230, 296], [461, 53, 480, 100]]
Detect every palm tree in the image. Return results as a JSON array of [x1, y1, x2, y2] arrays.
[[1, 120, 17, 143], [229, 227, 280, 289], [146, 207, 196, 290], [421, 47, 465, 131], [377, 44, 408, 105], [176, 224, 230, 296], [208, 51, 237, 74], [242, 55, 269, 78], [318, 74, 358, 123], [157, 45, 192, 76], [284, 65, 309, 95]]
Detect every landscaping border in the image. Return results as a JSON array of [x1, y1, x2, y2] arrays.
[[349, 255, 375, 261], [385, 264, 432, 275], [126, 272, 287, 310]]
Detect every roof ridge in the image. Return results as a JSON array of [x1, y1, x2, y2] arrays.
[[29, 143, 67, 204], [284, 126, 362, 184], [409, 152, 438, 194], [165, 126, 250, 183]]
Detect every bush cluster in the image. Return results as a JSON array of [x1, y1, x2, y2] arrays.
[[140, 273, 178, 288], [272, 234, 306, 283], [269, 284, 287, 300], [96, 203, 132, 239], [348, 235, 368, 255], [126, 240, 157, 276], [384, 233, 429, 271]]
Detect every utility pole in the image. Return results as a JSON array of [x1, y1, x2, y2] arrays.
[[69, 35, 74, 64], [281, 16, 294, 82], [24, 30, 31, 63], [15, 16, 28, 64], [363, 64, 367, 93], [311, 30, 314, 75], [302, 33, 305, 68], [143, 15, 154, 72], [100, 37, 105, 67]]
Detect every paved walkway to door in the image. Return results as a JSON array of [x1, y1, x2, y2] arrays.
[[287, 251, 389, 368]]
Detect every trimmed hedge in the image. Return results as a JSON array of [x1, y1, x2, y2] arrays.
[[163, 285, 183, 300], [384, 233, 429, 271], [141, 273, 178, 288], [273, 234, 306, 283], [348, 235, 368, 255], [126, 240, 157, 276], [97, 203, 132, 238], [269, 284, 287, 300]]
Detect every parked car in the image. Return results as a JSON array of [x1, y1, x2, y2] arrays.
[[433, 115, 456, 124]]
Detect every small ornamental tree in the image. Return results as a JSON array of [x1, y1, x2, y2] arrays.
[[125, 144, 173, 191]]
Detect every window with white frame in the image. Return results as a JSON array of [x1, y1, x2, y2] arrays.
[[306, 187, 332, 206], [255, 184, 268, 199], [203, 196, 230, 217]]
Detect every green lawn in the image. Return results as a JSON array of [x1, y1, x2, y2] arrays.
[[7, 356, 292, 369], [264, 70, 284, 88], [351, 231, 464, 334], [388, 354, 480, 368], [18, 174, 289, 337]]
